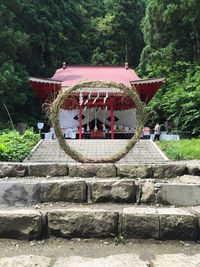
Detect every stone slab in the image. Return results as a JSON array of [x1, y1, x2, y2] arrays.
[[186, 165, 200, 176], [0, 210, 43, 240], [41, 180, 86, 203], [0, 163, 26, 178], [151, 254, 200, 267], [153, 164, 186, 178], [0, 254, 147, 267], [189, 206, 200, 240], [157, 208, 197, 240], [53, 254, 147, 267], [156, 184, 200, 206], [0, 255, 51, 267], [121, 207, 159, 239], [90, 179, 135, 203], [27, 164, 68, 177], [68, 164, 117, 178], [117, 165, 153, 178], [140, 181, 155, 203], [48, 208, 118, 238], [179, 175, 200, 184], [0, 180, 86, 205], [0, 181, 41, 205]]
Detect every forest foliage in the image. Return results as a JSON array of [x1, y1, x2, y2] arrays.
[[0, 0, 200, 135]]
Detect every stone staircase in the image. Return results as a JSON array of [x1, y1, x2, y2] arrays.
[[0, 161, 200, 243], [24, 139, 168, 164]]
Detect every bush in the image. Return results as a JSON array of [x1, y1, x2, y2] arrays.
[[158, 139, 200, 160], [0, 129, 40, 162]]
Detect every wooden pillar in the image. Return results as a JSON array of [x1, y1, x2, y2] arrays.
[[79, 105, 82, 139], [110, 99, 114, 139]]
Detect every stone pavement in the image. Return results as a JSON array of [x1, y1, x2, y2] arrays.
[[24, 139, 168, 164], [1, 254, 200, 267]]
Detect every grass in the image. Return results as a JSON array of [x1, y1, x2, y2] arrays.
[[158, 139, 200, 160], [0, 129, 40, 162]]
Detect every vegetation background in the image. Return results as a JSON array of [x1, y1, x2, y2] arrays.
[[0, 129, 39, 161], [0, 0, 200, 136]]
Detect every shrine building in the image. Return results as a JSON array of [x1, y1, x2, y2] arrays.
[[30, 65, 164, 139]]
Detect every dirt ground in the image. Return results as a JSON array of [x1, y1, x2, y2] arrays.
[[0, 238, 200, 261]]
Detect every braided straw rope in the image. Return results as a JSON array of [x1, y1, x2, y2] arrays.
[[47, 81, 148, 163]]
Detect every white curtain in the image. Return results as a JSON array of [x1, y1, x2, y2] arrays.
[[59, 108, 136, 129]]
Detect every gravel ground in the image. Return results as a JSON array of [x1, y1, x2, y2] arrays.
[[0, 238, 200, 261]]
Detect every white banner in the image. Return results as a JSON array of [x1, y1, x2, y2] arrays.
[[59, 108, 136, 129]]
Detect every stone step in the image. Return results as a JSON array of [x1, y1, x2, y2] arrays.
[[1, 253, 200, 267], [24, 139, 168, 164], [151, 254, 200, 267], [2, 162, 198, 179], [0, 204, 200, 241], [1, 175, 200, 206], [1, 254, 200, 267], [0, 254, 148, 267]]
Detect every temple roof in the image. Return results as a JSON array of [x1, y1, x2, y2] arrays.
[[52, 65, 140, 87], [29, 65, 165, 107]]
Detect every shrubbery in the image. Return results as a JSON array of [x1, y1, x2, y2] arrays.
[[0, 129, 40, 162], [158, 139, 200, 160]]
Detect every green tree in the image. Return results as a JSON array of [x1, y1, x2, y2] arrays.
[[139, 0, 200, 136]]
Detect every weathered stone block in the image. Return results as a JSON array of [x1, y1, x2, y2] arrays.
[[0, 163, 26, 178], [121, 207, 159, 239], [186, 166, 200, 176], [0, 182, 41, 205], [151, 254, 200, 267], [117, 165, 153, 178], [48, 208, 118, 238], [0, 179, 87, 205], [91, 179, 135, 203], [68, 164, 116, 178], [27, 164, 68, 177], [0, 210, 43, 240], [0, 255, 51, 267], [153, 164, 186, 178], [156, 184, 200, 206], [140, 181, 155, 203], [53, 254, 148, 267], [41, 180, 86, 203], [179, 175, 200, 184], [188, 207, 200, 240], [158, 208, 198, 240]]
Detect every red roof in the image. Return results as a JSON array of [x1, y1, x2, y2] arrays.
[[52, 65, 140, 87], [29, 65, 165, 109]]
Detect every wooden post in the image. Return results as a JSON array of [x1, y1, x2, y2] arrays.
[[79, 105, 82, 139], [110, 99, 114, 139]]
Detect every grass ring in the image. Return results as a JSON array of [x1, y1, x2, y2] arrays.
[[48, 81, 147, 163]]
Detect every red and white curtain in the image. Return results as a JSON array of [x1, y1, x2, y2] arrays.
[[59, 108, 136, 129]]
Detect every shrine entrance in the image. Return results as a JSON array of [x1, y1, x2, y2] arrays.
[[60, 87, 137, 140]]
